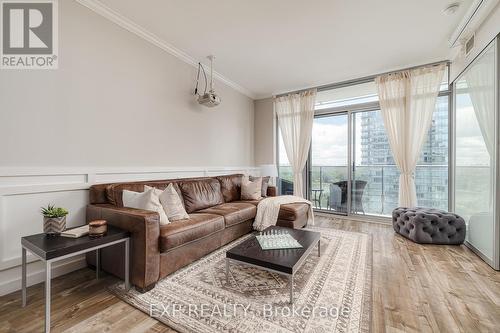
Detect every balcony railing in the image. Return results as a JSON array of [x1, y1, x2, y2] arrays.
[[278, 164, 450, 216]]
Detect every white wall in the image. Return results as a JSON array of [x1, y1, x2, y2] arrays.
[[450, 3, 500, 81], [0, 0, 254, 167], [0, 0, 256, 295]]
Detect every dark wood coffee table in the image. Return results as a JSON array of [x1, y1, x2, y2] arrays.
[[225, 226, 321, 303]]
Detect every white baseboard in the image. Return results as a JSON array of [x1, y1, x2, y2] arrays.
[[0, 256, 87, 296]]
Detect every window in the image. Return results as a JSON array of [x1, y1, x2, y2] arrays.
[[309, 114, 348, 212], [415, 95, 449, 211], [277, 65, 450, 216], [352, 109, 397, 215], [351, 97, 448, 216]]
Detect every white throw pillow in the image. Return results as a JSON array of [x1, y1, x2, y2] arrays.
[[122, 188, 170, 225], [241, 176, 262, 200], [145, 185, 189, 221]]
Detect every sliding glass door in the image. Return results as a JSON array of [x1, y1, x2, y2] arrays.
[[351, 110, 397, 216], [309, 108, 395, 216], [309, 113, 349, 213]]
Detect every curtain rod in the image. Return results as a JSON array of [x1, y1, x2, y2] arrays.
[[274, 60, 450, 98]]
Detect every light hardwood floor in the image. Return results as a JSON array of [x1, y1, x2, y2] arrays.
[[1, 216, 499, 332]]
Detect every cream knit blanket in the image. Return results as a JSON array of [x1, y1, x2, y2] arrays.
[[253, 195, 314, 231]]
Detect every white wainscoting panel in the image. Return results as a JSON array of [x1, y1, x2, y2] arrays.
[[93, 170, 203, 184], [1, 190, 88, 269], [0, 174, 87, 187], [0, 166, 258, 296]]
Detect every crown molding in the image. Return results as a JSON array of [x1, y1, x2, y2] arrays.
[[74, 0, 256, 99]]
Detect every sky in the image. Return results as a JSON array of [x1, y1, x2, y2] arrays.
[[279, 114, 369, 167], [455, 93, 491, 166], [311, 116, 349, 166]]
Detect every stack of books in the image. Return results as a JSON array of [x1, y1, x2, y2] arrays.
[[60, 225, 89, 238]]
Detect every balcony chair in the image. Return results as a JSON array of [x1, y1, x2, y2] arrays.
[[279, 178, 294, 195], [326, 180, 367, 214]]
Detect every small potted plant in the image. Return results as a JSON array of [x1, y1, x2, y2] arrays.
[[41, 204, 69, 236]]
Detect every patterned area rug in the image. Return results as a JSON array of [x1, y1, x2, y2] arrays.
[[111, 225, 372, 333]]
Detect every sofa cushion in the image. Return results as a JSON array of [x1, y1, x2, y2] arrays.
[[179, 179, 224, 213], [216, 174, 243, 202], [199, 202, 257, 227], [279, 203, 309, 221], [159, 213, 224, 252], [235, 199, 261, 206]]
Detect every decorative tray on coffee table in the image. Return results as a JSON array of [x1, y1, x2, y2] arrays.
[[255, 229, 303, 250]]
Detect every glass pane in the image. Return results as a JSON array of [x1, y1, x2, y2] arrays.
[[353, 103, 449, 216], [439, 66, 449, 91], [277, 128, 293, 195], [353, 110, 397, 216], [455, 43, 496, 260], [414, 95, 449, 211], [310, 114, 348, 212], [315, 81, 378, 110]]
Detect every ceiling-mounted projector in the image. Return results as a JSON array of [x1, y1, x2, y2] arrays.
[[194, 55, 221, 107], [197, 91, 221, 107]]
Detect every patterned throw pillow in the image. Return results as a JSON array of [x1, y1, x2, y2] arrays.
[[145, 184, 189, 221], [241, 176, 262, 200], [250, 175, 270, 197], [122, 188, 170, 225]]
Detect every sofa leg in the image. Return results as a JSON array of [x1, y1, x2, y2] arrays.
[[135, 283, 156, 293]]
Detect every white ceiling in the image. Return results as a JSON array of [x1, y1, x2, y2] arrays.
[[98, 0, 472, 99]]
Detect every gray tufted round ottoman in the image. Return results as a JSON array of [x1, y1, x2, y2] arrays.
[[392, 207, 466, 244]]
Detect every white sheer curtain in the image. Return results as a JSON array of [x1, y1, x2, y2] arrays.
[[375, 64, 445, 207], [466, 51, 495, 157], [466, 48, 495, 209], [274, 89, 317, 197]]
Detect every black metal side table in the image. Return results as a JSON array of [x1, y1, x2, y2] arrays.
[[21, 225, 130, 333]]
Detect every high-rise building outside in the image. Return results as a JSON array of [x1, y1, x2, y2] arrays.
[[359, 96, 449, 215]]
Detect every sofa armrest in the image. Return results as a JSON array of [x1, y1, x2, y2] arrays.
[[267, 186, 277, 197], [86, 204, 160, 289]]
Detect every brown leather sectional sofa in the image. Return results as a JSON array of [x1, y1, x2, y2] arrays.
[[86, 174, 308, 291]]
